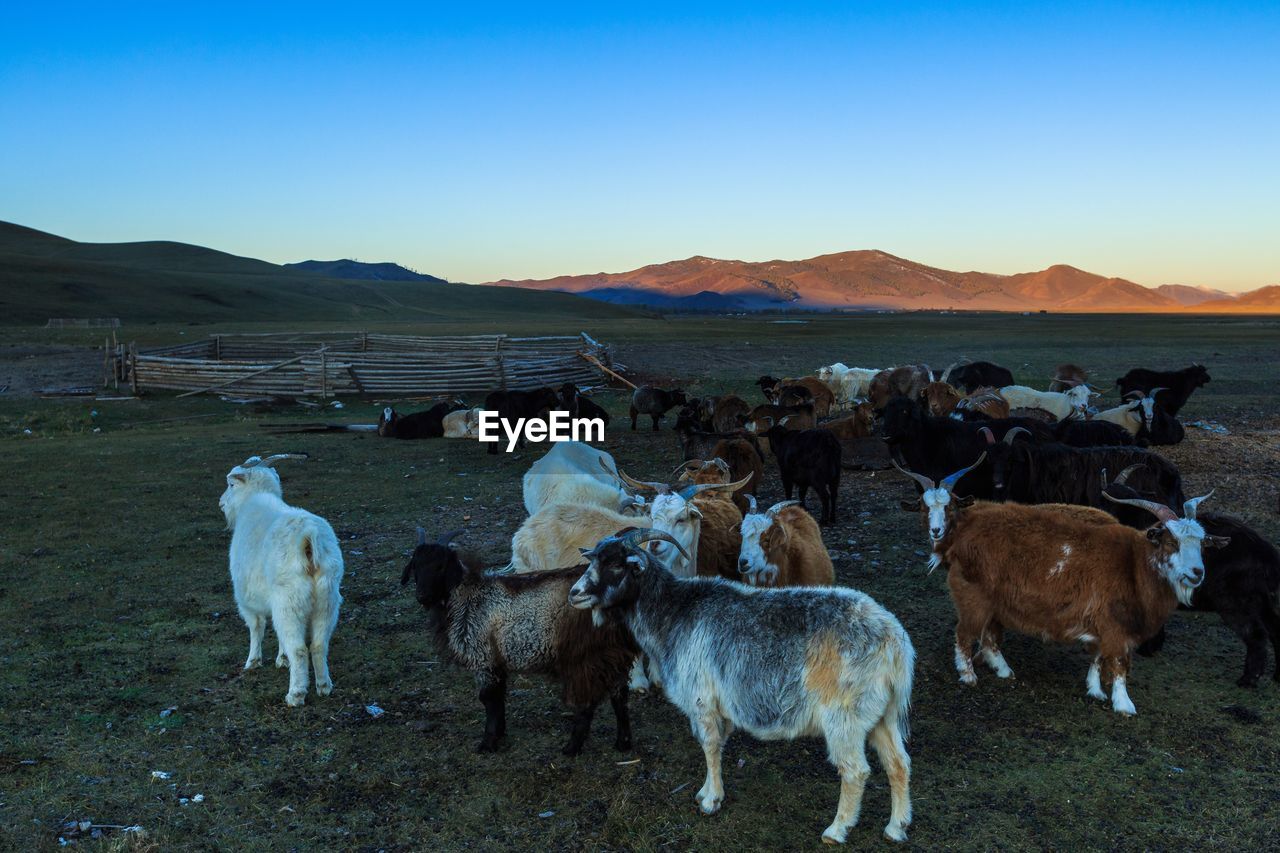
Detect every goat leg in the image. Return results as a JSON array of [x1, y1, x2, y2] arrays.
[[610, 684, 632, 751], [477, 674, 507, 752], [562, 702, 599, 756]]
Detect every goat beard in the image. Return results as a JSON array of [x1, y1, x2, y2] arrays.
[[1174, 582, 1196, 607]]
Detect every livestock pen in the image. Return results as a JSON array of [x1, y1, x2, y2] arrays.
[[118, 331, 615, 397]]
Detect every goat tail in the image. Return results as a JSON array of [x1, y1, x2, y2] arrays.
[[880, 626, 916, 742], [301, 528, 344, 612]]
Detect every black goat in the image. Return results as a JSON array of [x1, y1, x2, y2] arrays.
[[1052, 418, 1135, 447], [988, 440, 1186, 529], [558, 383, 611, 427], [377, 401, 465, 439], [1115, 364, 1210, 416], [1137, 405, 1185, 446], [942, 360, 1014, 393], [630, 386, 687, 431], [1102, 478, 1280, 687], [401, 529, 638, 755], [879, 398, 1050, 498], [483, 386, 561, 454], [762, 425, 841, 523], [755, 375, 782, 401]]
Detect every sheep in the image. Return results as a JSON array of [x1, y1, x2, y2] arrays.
[[737, 497, 835, 588], [630, 386, 688, 431], [521, 441, 641, 516], [219, 454, 343, 707], [442, 407, 482, 438], [569, 529, 916, 844], [935, 488, 1221, 715], [996, 384, 1096, 420], [507, 501, 649, 574], [401, 528, 651, 755]]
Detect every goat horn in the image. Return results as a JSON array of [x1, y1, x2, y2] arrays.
[[745, 494, 759, 514], [437, 528, 463, 547], [679, 473, 754, 499], [1102, 490, 1178, 523], [1003, 427, 1030, 445], [890, 457, 937, 492], [979, 427, 995, 445], [1182, 491, 1213, 520], [260, 453, 309, 467], [1148, 387, 1169, 398], [940, 452, 987, 493], [416, 526, 428, 546], [766, 500, 801, 516], [671, 459, 704, 477], [1113, 464, 1147, 487], [1123, 390, 1144, 401], [616, 468, 670, 494], [629, 529, 690, 560], [597, 457, 621, 480], [240, 456, 264, 468]]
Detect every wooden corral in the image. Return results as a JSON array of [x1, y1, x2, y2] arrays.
[[120, 331, 613, 397]]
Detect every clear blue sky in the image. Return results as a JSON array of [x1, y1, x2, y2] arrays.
[[2, 2, 1277, 290]]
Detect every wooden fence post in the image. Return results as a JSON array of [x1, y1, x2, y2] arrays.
[[320, 347, 328, 399], [129, 343, 138, 395], [496, 336, 508, 390]]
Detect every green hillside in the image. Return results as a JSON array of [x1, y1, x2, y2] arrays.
[[0, 221, 647, 325]]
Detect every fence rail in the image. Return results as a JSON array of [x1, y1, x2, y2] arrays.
[[121, 331, 613, 397]]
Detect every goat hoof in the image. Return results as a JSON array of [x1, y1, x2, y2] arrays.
[[476, 739, 500, 753], [285, 690, 306, 707], [959, 673, 977, 686], [316, 680, 333, 696], [884, 823, 909, 843], [243, 657, 262, 671], [1236, 675, 1260, 688], [614, 737, 632, 752], [275, 655, 289, 669]]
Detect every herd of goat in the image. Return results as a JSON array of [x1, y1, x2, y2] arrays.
[[218, 358, 1278, 844]]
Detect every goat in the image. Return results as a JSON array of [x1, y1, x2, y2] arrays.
[[920, 381, 964, 417], [742, 402, 816, 432], [954, 387, 1012, 421], [401, 528, 642, 755], [987, 433, 1186, 530], [936, 488, 1220, 714], [674, 438, 764, 513], [377, 400, 465, 439], [630, 386, 688, 431], [763, 424, 842, 523], [941, 360, 1014, 393], [1105, 473, 1277, 687], [737, 497, 835, 588], [755, 375, 783, 401], [1115, 365, 1210, 416], [521, 441, 640, 516], [691, 394, 752, 433], [508, 500, 650, 574], [219, 454, 343, 707], [996, 385, 1096, 420], [816, 363, 880, 406], [891, 454, 988, 569], [617, 468, 753, 580], [441, 407, 482, 439], [483, 387, 561, 454], [1049, 363, 1089, 393], [1052, 417, 1134, 447], [675, 422, 764, 468], [569, 530, 916, 844], [773, 377, 835, 418], [1138, 404, 1186, 447], [868, 364, 933, 411], [819, 403, 876, 440]]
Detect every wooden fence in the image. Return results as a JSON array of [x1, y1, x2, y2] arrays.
[[122, 332, 614, 397]]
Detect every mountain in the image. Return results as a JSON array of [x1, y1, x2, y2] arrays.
[[1194, 285, 1280, 312], [1155, 284, 1235, 306], [284, 259, 446, 283], [0, 221, 646, 324], [489, 251, 1272, 313]]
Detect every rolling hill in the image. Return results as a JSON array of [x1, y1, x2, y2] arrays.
[[283, 259, 446, 283], [0, 221, 646, 325], [489, 250, 1273, 313]]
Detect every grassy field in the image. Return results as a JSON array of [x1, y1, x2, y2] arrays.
[[2, 314, 1279, 850]]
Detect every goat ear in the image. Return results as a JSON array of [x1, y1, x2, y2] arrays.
[[399, 561, 413, 586], [956, 495, 976, 508], [1146, 526, 1164, 544], [230, 473, 247, 484], [899, 499, 922, 512], [1204, 534, 1231, 550], [578, 547, 593, 558]]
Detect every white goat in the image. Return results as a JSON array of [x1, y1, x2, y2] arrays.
[[997, 384, 1097, 419], [522, 441, 642, 516], [219, 454, 344, 707], [816, 363, 879, 408], [508, 501, 650, 574], [1092, 390, 1163, 436], [442, 407, 482, 438]]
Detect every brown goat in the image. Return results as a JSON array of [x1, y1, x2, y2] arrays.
[[675, 438, 764, 514], [920, 381, 963, 417], [774, 377, 835, 417], [956, 387, 1011, 420], [743, 402, 815, 433], [868, 364, 933, 411], [819, 403, 876, 439], [737, 499, 835, 588], [937, 489, 1221, 715], [699, 394, 752, 434], [1049, 363, 1090, 393]]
